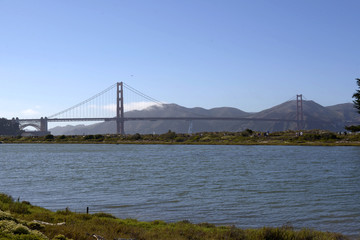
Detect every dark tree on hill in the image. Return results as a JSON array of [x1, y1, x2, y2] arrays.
[[345, 78, 360, 132], [0, 118, 22, 136], [353, 78, 360, 114]]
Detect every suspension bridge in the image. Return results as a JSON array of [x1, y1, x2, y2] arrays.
[[15, 82, 304, 135]]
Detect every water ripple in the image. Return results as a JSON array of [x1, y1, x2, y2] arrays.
[[1, 144, 359, 238]]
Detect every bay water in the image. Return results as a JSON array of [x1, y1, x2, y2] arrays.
[[0, 144, 359, 238]]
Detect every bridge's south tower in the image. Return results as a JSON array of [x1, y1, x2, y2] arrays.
[[116, 82, 125, 135]]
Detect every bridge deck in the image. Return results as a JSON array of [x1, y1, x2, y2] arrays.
[[19, 117, 298, 122]]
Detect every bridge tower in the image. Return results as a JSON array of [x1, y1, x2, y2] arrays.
[[296, 94, 304, 130], [40, 117, 48, 132], [116, 82, 125, 135]]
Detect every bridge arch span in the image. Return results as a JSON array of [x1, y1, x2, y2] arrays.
[[20, 123, 41, 131]]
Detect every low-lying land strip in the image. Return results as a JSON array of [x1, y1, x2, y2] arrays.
[[0, 193, 350, 240], [1, 130, 360, 146]]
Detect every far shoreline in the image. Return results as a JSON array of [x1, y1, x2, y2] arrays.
[[1, 130, 360, 146]]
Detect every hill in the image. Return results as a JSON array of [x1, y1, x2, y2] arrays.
[[50, 101, 360, 135]]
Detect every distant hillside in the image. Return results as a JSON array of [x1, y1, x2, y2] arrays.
[[50, 101, 360, 135], [241, 101, 345, 132], [326, 103, 360, 124]]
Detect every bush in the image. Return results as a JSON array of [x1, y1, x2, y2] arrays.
[[241, 129, 253, 137], [0, 210, 17, 221], [345, 125, 360, 132], [58, 135, 66, 140], [131, 133, 142, 140], [28, 222, 44, 230], [175, 136, 185, 142], [302, 134, 321, 141], [13, 226, 30, 235], [151, 220, 166, 225], [0, 193, 14, 204], [321, 132, 338, 140], [161, 130, 177, 140], [94, 134, 104, 140], [9, 202, 30, 214], [93, 212, 117, 219], [83, 135, 94, 140], [190, 135, 201, 141], [44, 134, 54, 140], [53, 234, 67, 240], [197, 222, 215, 228], [22, 201, 31, 205]]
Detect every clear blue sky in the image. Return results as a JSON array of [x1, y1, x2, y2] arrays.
[[1, 0, 359, 119]]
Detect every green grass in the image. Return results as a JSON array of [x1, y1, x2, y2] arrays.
[[0, 193, 352, 240]]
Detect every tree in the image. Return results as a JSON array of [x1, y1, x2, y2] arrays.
[[353, 78, 360, 114], [345, 78, 360, 132], [345, 125, 360, 132]]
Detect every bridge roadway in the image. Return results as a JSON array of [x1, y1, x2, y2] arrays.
[[19, 117, 298, 122]]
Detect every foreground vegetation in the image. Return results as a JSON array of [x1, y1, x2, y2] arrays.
[[0, 193, 350, 240], [1, 129, 360, 146]]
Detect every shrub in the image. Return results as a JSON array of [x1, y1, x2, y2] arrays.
[[161, 130, 177, 140], [28, 222, 44, 230], [345, 125, 360, 132], [175, 136, 185, 142], [131, 133, 142, 140], [151, 220, 166, 225], [0, 193, 13, 204], [22, 201, 31, 205], [197, 222, 215, 228], [0, 210, 17, 222], [58, 135, 66, 140], [44, 134, 54, 140], [83, 135, 94, 140], [241, 128, 253, 137], [9, 202, 30, 214], [94, 134, 104, 140], [13, 226, 30, 235], [302, 134, 321, 141], [93, 212, 117, 219], [190, 135, 201, 141], [53, 234, 67, 240], [321, 132, 338, 140], [241, 130, 251, 137]]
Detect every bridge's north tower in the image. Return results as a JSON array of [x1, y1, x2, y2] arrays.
[[296, 94, 304, 130]]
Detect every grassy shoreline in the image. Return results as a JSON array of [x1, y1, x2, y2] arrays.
[[0, 193, 351, 240], [1, 130, 360, 146]]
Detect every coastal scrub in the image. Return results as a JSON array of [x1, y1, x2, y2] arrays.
[[0, 193, 350, 240]]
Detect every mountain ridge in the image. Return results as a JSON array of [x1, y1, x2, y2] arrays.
[[50, 101, 360, 135]]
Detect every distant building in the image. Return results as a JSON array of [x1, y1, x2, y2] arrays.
[[0, 118, 23, 136]]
